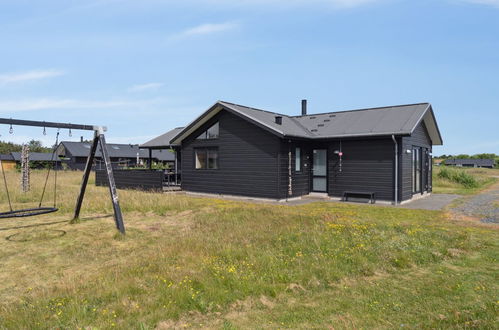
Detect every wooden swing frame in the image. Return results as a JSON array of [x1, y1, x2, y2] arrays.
[[0, 118, 125, 234]]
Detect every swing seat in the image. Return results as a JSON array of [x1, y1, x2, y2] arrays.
[[0, 207, 58, 219]]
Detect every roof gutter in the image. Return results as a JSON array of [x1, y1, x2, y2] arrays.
[[288, 132, 408, 140]]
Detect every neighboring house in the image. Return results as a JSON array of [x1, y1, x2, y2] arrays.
[[154, 100, 442, 203], [444, 158, 495, 168], [0, 154, 16, 170], [433, 158, 444, 166], [10, 152, 61, 169], [140, 127, 183, 171], [140, 127, 184, 150], [56, 141, 175, 170]]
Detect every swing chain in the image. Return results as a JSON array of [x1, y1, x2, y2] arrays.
[[38, 131, 60, 208]]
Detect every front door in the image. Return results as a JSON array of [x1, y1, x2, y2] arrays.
[[312, 149, 327, 192]]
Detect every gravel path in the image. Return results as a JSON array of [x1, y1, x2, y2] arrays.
[[450, 183, 499, 224], [398, 194, 460, 211]]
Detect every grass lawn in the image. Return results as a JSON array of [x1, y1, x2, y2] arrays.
[[0, 170, 497, 328], [432, 167, 498, 195]]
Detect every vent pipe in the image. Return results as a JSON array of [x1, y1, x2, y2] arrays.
[[301, 99, 307, 116], [275, 116, 282, 125]]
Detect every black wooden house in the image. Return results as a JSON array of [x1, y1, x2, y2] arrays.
[[160, 100, 442, 204], [57, 141, 175, 170], [444, 158, 495, 168]]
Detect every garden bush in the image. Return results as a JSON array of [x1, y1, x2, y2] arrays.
[[437, 167, 480, 188]]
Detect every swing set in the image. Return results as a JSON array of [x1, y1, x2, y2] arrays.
[[0, 118, 126, 234]]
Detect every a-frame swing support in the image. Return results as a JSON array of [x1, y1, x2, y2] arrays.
[[0, 118, 125, 234]]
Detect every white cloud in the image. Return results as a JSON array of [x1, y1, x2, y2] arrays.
[[0, 70, 65, 85], [128, 82, 164, 92], [0, 98, 157, 114], [171, 22, 239, 40], [457, 0, 499, 7]]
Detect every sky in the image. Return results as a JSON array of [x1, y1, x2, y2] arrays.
[[0, 0, 498, 155]]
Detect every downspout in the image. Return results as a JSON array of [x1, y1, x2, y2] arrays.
[[277, 148, 281, 199], [391, 135, 398, 205], [287, 140, 292, 200]]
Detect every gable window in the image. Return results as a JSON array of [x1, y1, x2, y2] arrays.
[[195, 148, 218, 169], [207, 122, 219, 139], [295, 147, 301, 172], [196, 122, 219, 140]]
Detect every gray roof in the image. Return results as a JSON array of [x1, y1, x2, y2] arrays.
[[140, 127, 184, 148], [444, 159, 495, 167], [57, 141, 175, 161], [11, 152, 58, 162], [149, 149, 176, 161], [170, 100, 443, 145], [0, 154, 14, 161]]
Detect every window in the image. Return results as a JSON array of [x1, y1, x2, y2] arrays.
[[412, 147, 421, 194], [196, 122, 219, 140], [196, 132, 206, 140], [207, 148, 218, 169], [195, 149, 207, 169], [295, 147, 301, 172], [195, 148, 218, 169], [207, 122, 219, 139]]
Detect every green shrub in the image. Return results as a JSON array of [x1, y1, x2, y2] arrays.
[[437, 167, 480, 188]]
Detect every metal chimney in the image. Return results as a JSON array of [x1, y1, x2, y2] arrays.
[[301, 99, 307, 116], [275, 116, 282, 125]]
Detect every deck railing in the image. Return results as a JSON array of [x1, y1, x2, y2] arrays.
[[96, 169, 181, 191]]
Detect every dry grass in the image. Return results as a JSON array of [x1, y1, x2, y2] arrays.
[[0, 170, 497, 328]]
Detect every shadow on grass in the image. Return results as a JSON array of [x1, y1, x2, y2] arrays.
[[0, 214, 113, 232]]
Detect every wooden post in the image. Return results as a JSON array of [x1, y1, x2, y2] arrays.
[[98, 134, 125, 234], [73, 131, 125, 234], [73, 132, 99, 220], [174, 149, 178, 185], [149, 148, 152, 170]]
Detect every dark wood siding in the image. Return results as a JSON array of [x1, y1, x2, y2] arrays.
[[181, 110, 281, 199], [179, 111, 432, 202], [279, 139, 394, 201], [277, 138, 396, 201], [277, 141, 311, 198], [400, 121, 433, 201], [328, 138, 395, 201]]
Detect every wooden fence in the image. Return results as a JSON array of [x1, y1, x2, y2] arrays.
[[95, 169, 164, 191]]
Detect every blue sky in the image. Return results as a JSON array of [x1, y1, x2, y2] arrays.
[[0, 0, 498, 155]]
